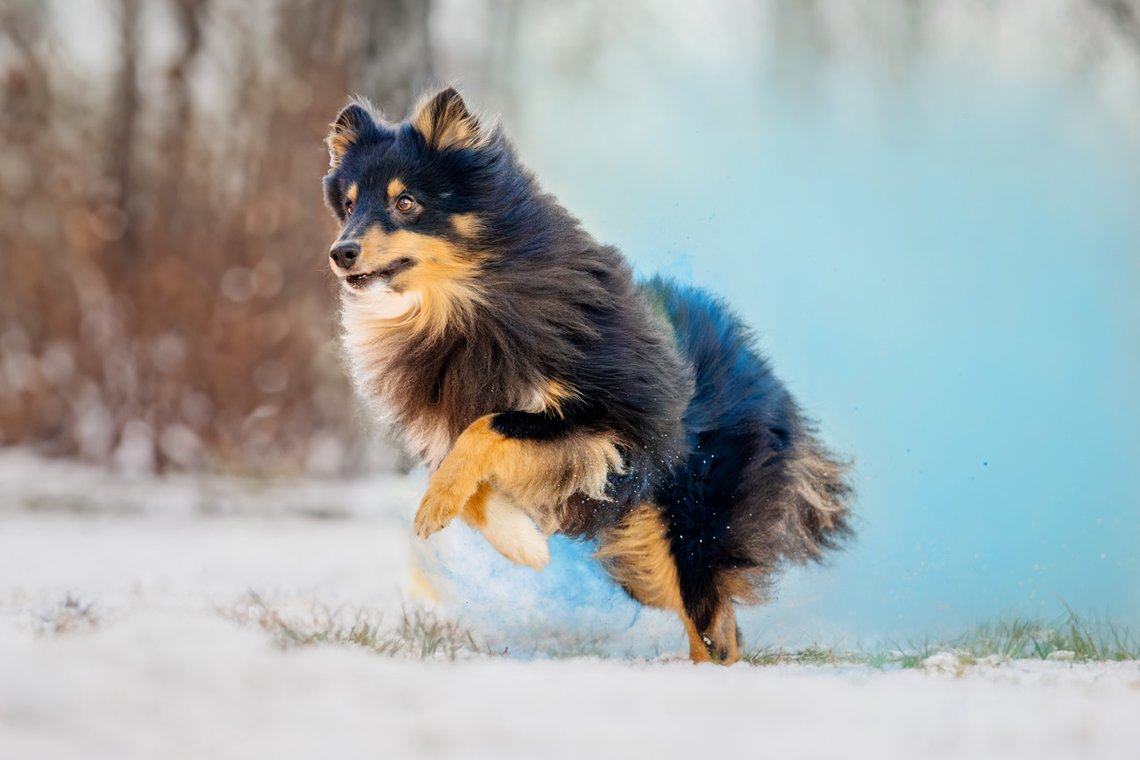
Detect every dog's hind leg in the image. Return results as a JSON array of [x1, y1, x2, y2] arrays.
[[674, 569, 748, 664], [596, 505, 717, 662], [710, 598, 743, 664], [460, 483, 550, 570]]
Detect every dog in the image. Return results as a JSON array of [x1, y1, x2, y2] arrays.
[[322, 87, 852, 663]]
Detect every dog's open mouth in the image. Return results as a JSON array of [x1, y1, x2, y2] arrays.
[[345, 257, 415, 289]]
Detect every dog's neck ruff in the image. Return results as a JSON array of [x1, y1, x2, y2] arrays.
[[342, 282, 421, 322], [339, 286, 452, 465]]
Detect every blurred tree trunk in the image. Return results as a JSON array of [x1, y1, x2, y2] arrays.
[[1094, 0, 1140, 54], [164, 0, 209, 177], [353, 0, 434, 117], [347, 0, 436, 472], [109, 0, 141, 263]]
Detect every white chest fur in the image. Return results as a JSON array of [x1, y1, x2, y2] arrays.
[[339, 286, 454, 466]]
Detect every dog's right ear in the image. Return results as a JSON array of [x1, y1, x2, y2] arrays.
[[410, 87, 487, 152], [326, 102, 375, 168]]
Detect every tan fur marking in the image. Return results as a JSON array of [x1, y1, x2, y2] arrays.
[[704, 574, 750, 663], [326, 99, 379, 167], [596, 506, 684, 613], [450, 213, 482, 238], [518, 379, 582, 416], [720, 572, 760, 606], [350, 226, 487, 339], [459, 481, 492, 527], [597, 506, 744, 664], [412, 415, 622, 541], [387, 178, 406, 199], [326, 120, 360, 167], [685, 617, 713, 663], [346, 183, 358, 204], [326, 131, 353, 166], [711, 604, 742, 664]]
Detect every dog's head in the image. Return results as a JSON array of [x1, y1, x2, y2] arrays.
[[322, 88, 505, 335]]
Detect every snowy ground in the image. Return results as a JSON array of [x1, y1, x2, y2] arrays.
[[1, 452, 1138, 759]]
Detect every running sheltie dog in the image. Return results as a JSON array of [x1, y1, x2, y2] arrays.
[[323, 88, 852, 663]]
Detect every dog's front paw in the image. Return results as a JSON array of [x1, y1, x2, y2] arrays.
[[413, 487, 465, 539]]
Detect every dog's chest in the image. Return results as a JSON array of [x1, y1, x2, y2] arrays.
[[341, 293, 567, 470]]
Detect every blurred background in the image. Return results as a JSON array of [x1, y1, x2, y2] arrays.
[[1, 0, 1139, 645]]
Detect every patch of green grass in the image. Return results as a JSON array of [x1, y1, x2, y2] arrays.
[[228, 592, 633, 661], [228, 592, 489, 660], [742, 644, 864, 667], [228, 595, 1139, 667], [953, 608, 1140, 662], [742, 608, 1140, 669]]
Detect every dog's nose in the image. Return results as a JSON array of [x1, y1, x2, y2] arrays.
[[329, 240, 360, 269]]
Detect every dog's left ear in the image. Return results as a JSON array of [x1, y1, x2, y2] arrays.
[[410, 87, 486, 152], [326, 102, 376, 168]]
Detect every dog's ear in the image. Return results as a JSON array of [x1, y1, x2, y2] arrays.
[[410, 87, 486, 152], [326, 102, 375, 168]]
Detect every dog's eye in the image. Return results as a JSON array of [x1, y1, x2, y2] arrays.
[[395, 194, 416, 213], [344, 199, 354, 216]]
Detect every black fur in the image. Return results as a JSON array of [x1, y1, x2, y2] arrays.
[[646, 278, 853, 631]]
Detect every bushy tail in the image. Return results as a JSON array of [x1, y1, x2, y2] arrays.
[[707, 423, 853, 610], [775, 428, 854, 564]]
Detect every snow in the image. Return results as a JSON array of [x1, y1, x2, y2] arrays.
[[2, 609, 1137, 760], [1, 453, 1138, 759]]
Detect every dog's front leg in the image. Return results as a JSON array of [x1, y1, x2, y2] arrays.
[[413, 415, 502, 538], [412, 410, 622, 552]]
